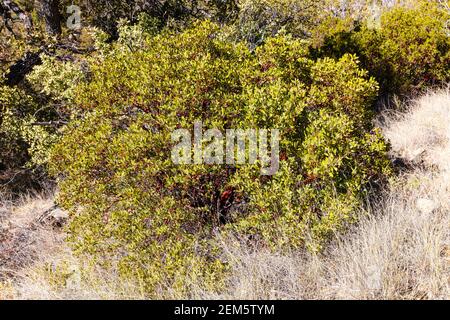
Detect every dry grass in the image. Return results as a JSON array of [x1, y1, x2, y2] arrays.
[[381, 87, 450, 172], [1, 88, 449, 300], [0, 190, 65, 299], [0, 192, 148, 300], [9, 252, 148, 300], [0, 192, 147, 300], [0, 191, 64, 281]]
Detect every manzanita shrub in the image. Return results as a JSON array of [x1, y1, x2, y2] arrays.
[[359, 1, 450, 95], [313, 1, 450, 95], [50, 21, 391, 293]]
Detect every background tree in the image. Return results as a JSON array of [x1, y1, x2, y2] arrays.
[[40, 0, 62, 36]]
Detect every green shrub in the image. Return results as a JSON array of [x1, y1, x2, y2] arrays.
[[50, 21, 391, 293], [360, 1, 450, 94], [27, 54, 85, 103], [231, 0, 322, 48], [313, 1, 450, 95], [0, 85, 57, 192], [0, 51, 87, 187]]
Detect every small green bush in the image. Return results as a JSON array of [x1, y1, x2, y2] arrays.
[[0, 86, 36, 171], [50, 21, 391, 293], [313, 1, 450, 95]]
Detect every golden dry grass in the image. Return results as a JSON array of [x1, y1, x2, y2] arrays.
[[0, 191, 63, 280]]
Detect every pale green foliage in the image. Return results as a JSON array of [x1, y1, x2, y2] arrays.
[[88, 27, 112, 54], [0, 86, 56, 169], [116, 14, 161, 52], [27, 55, 85, 103]]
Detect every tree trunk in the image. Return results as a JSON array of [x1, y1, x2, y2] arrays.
[[41, 0, 62, 36]]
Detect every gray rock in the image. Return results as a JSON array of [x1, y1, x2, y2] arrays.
[[416, 198, 438, 215]]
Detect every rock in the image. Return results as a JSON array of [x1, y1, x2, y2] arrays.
[[416, 198, 438, 215], [48, 208, 69, 228], [410, 148, 426, 162], [51, 208, 68, 220], [37, 206, 69, 228]]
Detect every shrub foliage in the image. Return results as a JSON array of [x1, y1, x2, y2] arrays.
[[50, 22, 391, 291], [313, 1, 450, 95], [0, 85, 56, 192]]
